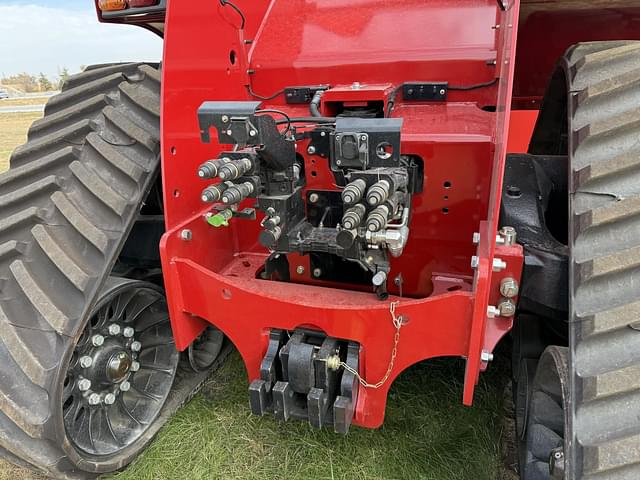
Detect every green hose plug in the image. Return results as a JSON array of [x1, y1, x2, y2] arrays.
[[208, 209, 233, 227]]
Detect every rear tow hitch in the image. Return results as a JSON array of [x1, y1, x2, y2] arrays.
[[249, 329, 359, 434]]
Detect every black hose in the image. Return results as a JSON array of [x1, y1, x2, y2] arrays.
[[309, 90, 324, 117]]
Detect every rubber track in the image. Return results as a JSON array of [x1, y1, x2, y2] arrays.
[[0, 63, 216, 479], [568, 42, 640, 479]]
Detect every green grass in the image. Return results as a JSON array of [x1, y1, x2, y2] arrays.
[[0, 97, 48, 108], [0, 112, 42, 171], [107, 352, 509, 480], [0, 111, 513, 479]]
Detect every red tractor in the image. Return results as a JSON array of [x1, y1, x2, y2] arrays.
[[1, 0, 639, 478]]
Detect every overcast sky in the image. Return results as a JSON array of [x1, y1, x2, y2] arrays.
[[0, 0, 162, 79]]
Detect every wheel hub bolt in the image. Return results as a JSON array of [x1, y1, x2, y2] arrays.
[[104, 393, 116, 406], [91, 334, 105, 347], [108, 324, 121, 336], [131, 341, 142, 352], [88, 393, 101, 406], [79, 356, 93, 369], [120, 381, 131, 392], [78, 378, 91, 392], [131, 361, 140, 372], [123, 327, 135, 338]]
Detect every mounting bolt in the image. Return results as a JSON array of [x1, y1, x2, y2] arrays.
[[307, 145, 316, 155], [550, 447, 565, 479], [131, 361, 140, 372], [79, 356, 93, 369], [226, 129, 233, 136], [487, 305, 501, 318], [499, 226, 517, 246], [500, 277, 519, 298], [108, 323, 121, 336], [492, 258, 507, 272], [296, 266, 305, 275], [78, 379, 91, 392], [249, 129, 257, 137], [91, 334, 105, 347], [470, 256, 480, 269], [480, 350, 494, 363], [221, 115, 229, 123], [313, 268, 322, 278], [360, 135, 367, 141], [123, 327, 135, 338], [88, 393, 101, 406], [309, 193, 319, 203], [180, 229, 193, 241], [498, 298, 516, 317], [131, 341, 142, 353], [120, 381, 131, 392], [439, 89, 446, 96], [472, 232, 481, 245], [104, 393, 116, 406], [336, 160, 342, 166]]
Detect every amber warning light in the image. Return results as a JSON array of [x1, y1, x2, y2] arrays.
[[98, 0, 127, 11]]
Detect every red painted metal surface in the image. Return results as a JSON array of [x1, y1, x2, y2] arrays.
[[159, 0, 525, 428]]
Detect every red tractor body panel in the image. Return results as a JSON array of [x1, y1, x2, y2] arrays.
[[96, 0, 640, 429]]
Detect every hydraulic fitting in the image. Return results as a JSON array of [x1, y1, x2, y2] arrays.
[[218, 157, 253, 181], [221, 181, 254, 204], [197, 158, 231, 179], [366, 204, 391, 232], [342, 179, 367, 206], [366, 179, 391, 207], [201, 181, 231, 203], [342, 204, 366, 230]]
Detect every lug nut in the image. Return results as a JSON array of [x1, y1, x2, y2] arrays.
[[123, 327, 135, 338], [104, 393, 116, 406], [108, 323, 121, 336], [91, 334, 105, 347], [120, 381, 131, 392], [78, 378, 91, 392], [500, 277, 519, 298], [498, 299, 516, 317], [79, 356, 93, 369], [131, 361, 140, 372], [88, 394, 101, 406], [131, 341, 142, 352]]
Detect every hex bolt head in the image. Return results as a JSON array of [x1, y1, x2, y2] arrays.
[[131, 341, 142, 353], [480, 350, 494, 363], [91, 334, 105, 347], [79, 356, 93, 369], [472, 232, 481, 245], [180, 229, 193, 241], [499, 226, 517, 246], [88, 393, 101, 406], [78, 378, 91, 392], [120, 381, 131, 392], [487, 305, 500, 318], [309, 193, 319, 204], [108, 323, 121, 336], [307, 145, 316, 155], [104, 393, 116, 406], [498, 299, 516, 317], [312, 268, 322, 278], [249, 130, 257, 137], [123, 327, 135, 338], [296, 266, 305, 275], [500, 277, 519, 298], [131, 361, 141, 372], [221, 115, 229, 123], [492, 258, 507, 272], [470, 255, 480, 269]]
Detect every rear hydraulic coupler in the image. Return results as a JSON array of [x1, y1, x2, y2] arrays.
[[249, 329, 360, 434]]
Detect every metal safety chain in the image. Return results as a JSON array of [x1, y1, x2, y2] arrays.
[[325, 301, 404, 389]]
